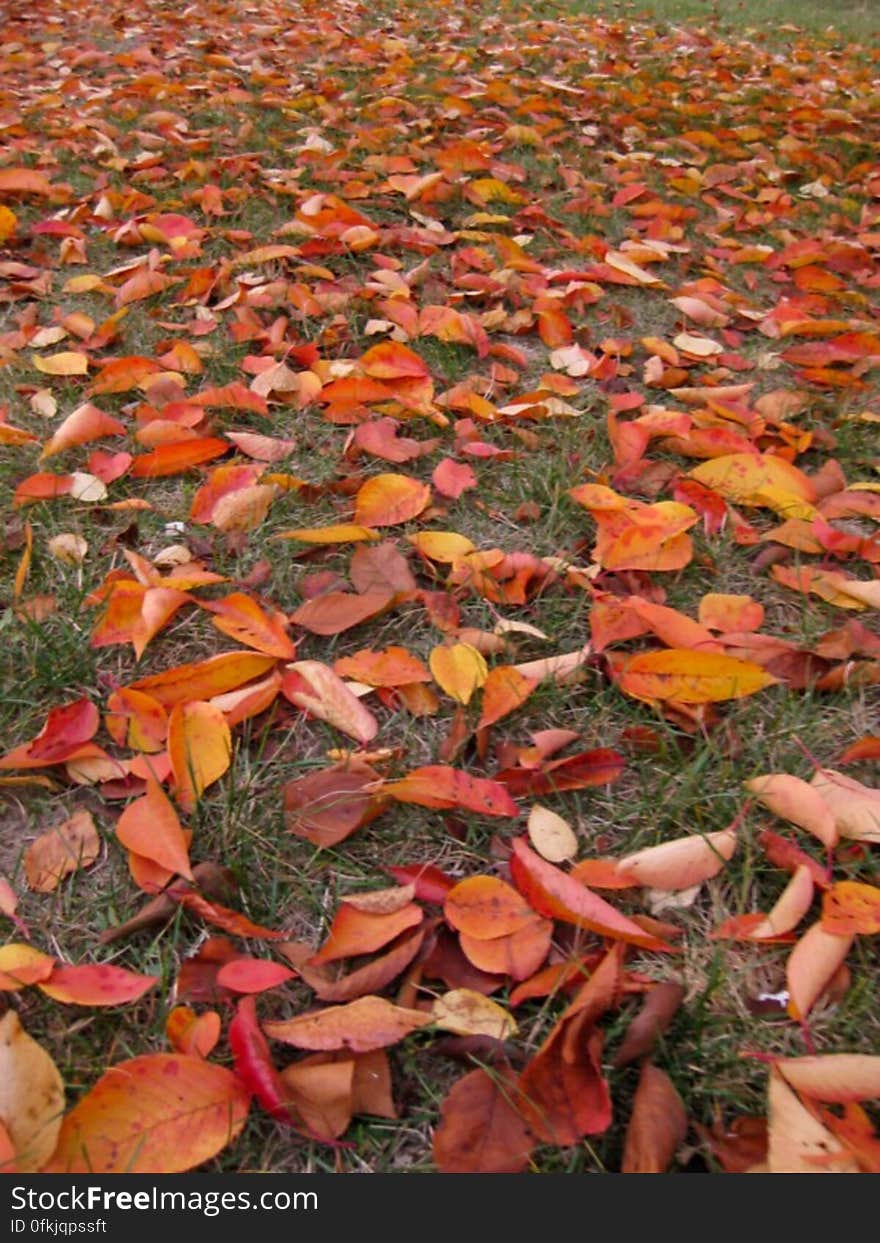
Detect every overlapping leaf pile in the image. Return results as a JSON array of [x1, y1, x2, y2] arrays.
[[0, 0, 879, 1174]]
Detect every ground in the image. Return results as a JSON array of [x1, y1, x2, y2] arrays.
[[0, 0, 878, 1175]]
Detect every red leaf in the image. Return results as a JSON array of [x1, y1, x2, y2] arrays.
[[37, 963, 158, 1006], [509, 838, 673, 951], [383, 766, 518, 816]]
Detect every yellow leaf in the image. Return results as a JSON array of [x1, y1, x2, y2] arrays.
[[47, 533, 88, 565], [409, 531, 475, 562], [689, 453, 816, 508], [618, 649, 777, 704], [32, 351, 90, 376], [0, 1011, 65, 1173], [429, 643, 488, 705], [432, 990, 517, 1039], [0, 205, 17, 243], [273, 523, 379, 543], [167, 701, 231, 813]]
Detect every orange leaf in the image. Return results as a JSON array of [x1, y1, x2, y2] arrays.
[[273, 523, 379, 544], [445, 876, 539, 940], [360, 342, 430, 380], [167, 701, 232, 812], [822, 881, 880, 936], [279, 1058, 354, 1142], [40, 403, 125, 460], [618, 649, 776, 704], [0, 168, 53, 196], [767, 1068, 858, 1174], [458, 920, 553, 981], [116, 778, 193, 881], [24, 810, 99, 892], [299, 926, 426, 1004], [616, 826, 738, 891], [334, 646, 431, 688], [786, 921, 853, 1021], [263, 996, 432, 1052], [210, 484, 277, 533], [126, 652, 276, 708], [310, 903, 423, 965], [165, 1006, 221, 1058], [105, 688, 167, 753], [289, 590, 393, 636], [130, 438, 228, 478], [281, 661, 378, 744], [283, 762, 385, 848], [0, 699, 99, 770], [433, 1067, 534, 1173], [0, 944, 55, 991], [45, 1054, 249, 1172], [776, 1054, 880, 1104], [37, 963, 158, 1006], [728, 864, 816, 941], [622, 1063, 688, 1173], [689, 453, 816, 509], [809, 769, 880, 844], [699, 593, 765, 633], [478, 666, 537, 731], [382, 766, 517, 816], [746, 773, 838, 848], [509, 838, 673, 951], [354, 473, 431, 527], [517, 1001, 612, 1145], [215, 958, 298, 994], [89, 356, 163, 394], [205, 592, 297, 659]]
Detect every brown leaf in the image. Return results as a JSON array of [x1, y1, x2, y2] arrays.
[[433, 1066, 534, 1173], [622, 1063, 687, 1173], [24, 809, 100, 892], [614, 981, 686, 1068]]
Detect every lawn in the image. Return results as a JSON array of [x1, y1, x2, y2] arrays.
[[0, 0, 878, 1175]]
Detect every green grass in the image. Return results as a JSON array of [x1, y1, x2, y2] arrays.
[[1, 0, 878, 1177], [566, 0, 877, 39]]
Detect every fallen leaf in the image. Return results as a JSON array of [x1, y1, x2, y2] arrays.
[[433, 1066, 534, 1173], [282, 661, 379, 744], [616, 826, 738, 891], [527, 805, 578, 862], [167, 700, 232, 812], [619, 650, 777, 704], [0, 1011, 64, 1173], [786, 921, 853, 1021], [622, 1063, 687, 1173], [24, 810, 100, 892], [510, 838, 673, 951], [46, 1054, 250, 1172], [432, 989, 517, 1039], [766, 1068, 858, 1173], [37, 963, 159, 1006], [116, 778, 193, 880], [264, 996, 433, 1052]]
